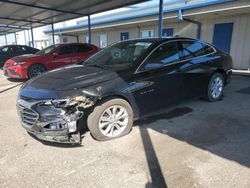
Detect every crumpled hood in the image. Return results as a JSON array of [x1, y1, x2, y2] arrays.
[[20, 64, 118, 99]]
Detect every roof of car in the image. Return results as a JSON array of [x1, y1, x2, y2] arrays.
[[56, 42, 93, 46], [123, 37, 198, 43]]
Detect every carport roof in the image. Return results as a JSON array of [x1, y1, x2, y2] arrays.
[[0, 0, 149, 35]]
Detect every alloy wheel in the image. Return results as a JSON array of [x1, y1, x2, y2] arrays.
[[98, 105, 129, 137], [29, 66, 45, 78], [210, 76, 224, 99]]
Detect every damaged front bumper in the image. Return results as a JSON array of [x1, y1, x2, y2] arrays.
[[17, 96, 94, 143]]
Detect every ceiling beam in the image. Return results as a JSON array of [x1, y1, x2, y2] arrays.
[[0, 24, 30, 30], [0, 0, 87, 16], [0, 16, 49, 25]]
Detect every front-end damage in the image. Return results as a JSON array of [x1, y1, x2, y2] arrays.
[[17, 95, 96, 144]]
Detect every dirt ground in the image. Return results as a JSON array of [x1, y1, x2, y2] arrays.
[[0, 71, 250, 188]]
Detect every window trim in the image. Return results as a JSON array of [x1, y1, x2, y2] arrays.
[[135, 39, 217, 74]]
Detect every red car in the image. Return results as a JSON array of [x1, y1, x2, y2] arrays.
[[3, 43, 100, 79]]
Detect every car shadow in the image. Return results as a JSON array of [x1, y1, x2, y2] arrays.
[[27, 132, 83, 148], [0, 83, 23, 94], [7, 78, 27, 82], [135, 107, 193, 188], [136, 105, 250, 169]]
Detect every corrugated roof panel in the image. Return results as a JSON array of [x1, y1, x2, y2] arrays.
[[0, 0, 149, 35]]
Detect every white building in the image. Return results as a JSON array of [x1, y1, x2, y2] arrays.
[[44, 0, 250, 70]]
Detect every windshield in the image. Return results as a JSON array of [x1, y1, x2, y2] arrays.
[[36, 45, 59, 55], [84, 41, 152, 71]]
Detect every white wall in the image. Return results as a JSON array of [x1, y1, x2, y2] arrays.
[[60, 13, 250, 70]]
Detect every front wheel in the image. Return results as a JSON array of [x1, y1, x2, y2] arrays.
[[87, 98, 133, 141], [206, 73, 225, 102], [28, 64, 46, 79]]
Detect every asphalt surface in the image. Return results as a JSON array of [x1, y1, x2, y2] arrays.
[[0, 71, 250, 188]]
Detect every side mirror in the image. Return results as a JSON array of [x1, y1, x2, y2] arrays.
[[53, 52, 58, 57]]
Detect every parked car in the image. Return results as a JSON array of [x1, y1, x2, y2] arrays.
[[3, 43, 99, 79], [17, 37, 232, 143], [0, 45, 39, 67]]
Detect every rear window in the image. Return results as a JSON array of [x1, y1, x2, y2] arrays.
[[180, 40, 215, 60]]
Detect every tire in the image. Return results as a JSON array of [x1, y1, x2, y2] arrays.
[[28, 64, 46, 79], [87, 98, 133, 141], [206, 73, 225, 102]]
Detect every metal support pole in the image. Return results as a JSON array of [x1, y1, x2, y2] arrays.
[[51, 23, 55, 45], [88, 15, 91, 44], [31, 27, 34, 47], [14, 32, 17, 44], [4, 34, 7, 45], [24, 30, 27, 45], [158, 0, 163, 38]]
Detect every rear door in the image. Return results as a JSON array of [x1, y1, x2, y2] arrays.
[[132, 41, 184, 116], [178, 40, 217, 98], [49, 45, 73, 69]]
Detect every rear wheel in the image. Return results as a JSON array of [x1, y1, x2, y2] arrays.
[[87, 98, 133, 141], [206, 73, 224, 102], [28, 64, 46, 78]]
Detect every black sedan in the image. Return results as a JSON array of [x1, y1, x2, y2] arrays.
[[17, 37, 232, 143], [0, 45, 39, 67]]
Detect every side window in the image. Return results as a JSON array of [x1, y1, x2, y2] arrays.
[[180, 41, 205, 59], [58, 45, 73, 55], [142, 42, 179, 70], [16, 46, 26, 53], [1, 47, 9, 53], [2, 46, 15, 54], [77, 44, 93, 53]]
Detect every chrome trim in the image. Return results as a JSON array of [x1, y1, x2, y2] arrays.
[[227, 69, 233, 74], [135, 39, 217, 74]]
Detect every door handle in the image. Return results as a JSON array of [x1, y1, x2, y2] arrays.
[[175, 67, 182, 72]]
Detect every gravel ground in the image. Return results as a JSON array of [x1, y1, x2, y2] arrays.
[[0, 71, 250, 188]]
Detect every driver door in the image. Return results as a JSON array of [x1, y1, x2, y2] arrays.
[[131, 41, 184, 116], [49, 45, 73, 69]]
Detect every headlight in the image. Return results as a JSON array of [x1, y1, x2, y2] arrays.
[[44, 98, 77, 108], [13, 62, 26, 66], [44, 96, 94, 109]]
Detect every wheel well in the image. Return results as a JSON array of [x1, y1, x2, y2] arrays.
[[96, 94, 138, 116], [27, 63, 47, 79], [28, 63, 47, 71], [99, 95, 132, 107], [214, 69, 226, 81]]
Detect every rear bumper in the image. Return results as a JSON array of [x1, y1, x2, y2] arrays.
[[226, 69, 232, 85]]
